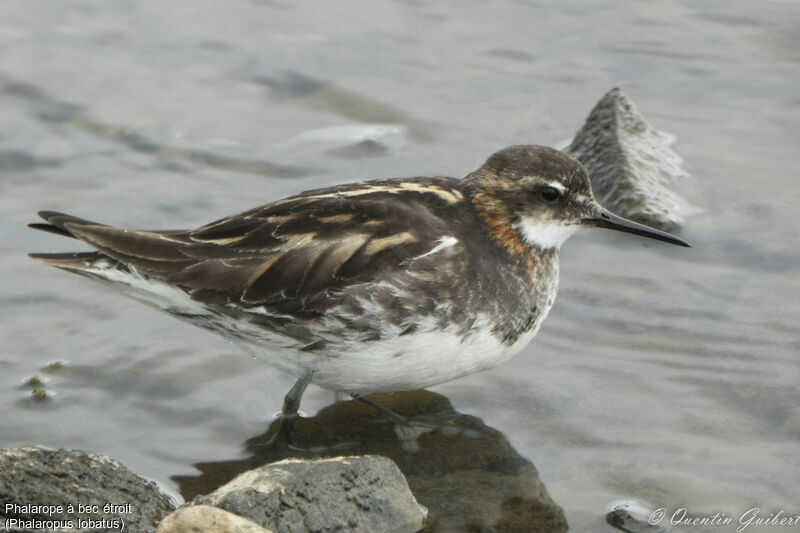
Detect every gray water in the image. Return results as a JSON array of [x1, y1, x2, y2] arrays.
[[2, 1, 799, 531]]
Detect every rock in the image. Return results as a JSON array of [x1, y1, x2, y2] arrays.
[[176, 390, 568, 533], [606, 500, 669, 533], [191, 455, 426, 533], [567, 88, 697, 230], [157, 505, 274, 533], [0, 446, 175, 533]]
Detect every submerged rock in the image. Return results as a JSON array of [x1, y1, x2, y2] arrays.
[[190, 455, 426, 533], [567, 88, 697, 230], [176, 390, 568, 533], [0, 446, 175, 533], [606, 500, 669, 533]]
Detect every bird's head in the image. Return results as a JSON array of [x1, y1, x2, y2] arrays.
[[463, 145, 689, 253]]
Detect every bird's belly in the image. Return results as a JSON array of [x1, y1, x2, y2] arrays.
[[313, 323, 538, 393], [228, 313, 545, 394], [163, 277, 557, 394]]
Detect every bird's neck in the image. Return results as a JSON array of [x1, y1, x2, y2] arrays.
[[462, 170, 558, 261]]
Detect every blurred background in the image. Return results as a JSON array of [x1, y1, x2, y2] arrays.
[[1, 1, 798, 531]]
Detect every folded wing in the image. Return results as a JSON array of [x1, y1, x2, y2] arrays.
[[30, 178, 467, 313]]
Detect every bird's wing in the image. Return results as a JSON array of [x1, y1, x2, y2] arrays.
[[30, 177, 469, 311]]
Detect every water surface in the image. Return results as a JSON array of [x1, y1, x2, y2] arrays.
[[1, 1, 799, 531]]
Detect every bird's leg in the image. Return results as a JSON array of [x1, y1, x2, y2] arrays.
[[355, 396, 483, 453], [262, 371, 312, 450], [261, 373, 356, 456]]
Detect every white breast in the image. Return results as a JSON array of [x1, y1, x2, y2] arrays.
[[234, 262, 561, 394]]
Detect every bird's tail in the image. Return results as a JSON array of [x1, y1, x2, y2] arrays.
[[28, 211, 116, 273], [28, 211, 210, 315]]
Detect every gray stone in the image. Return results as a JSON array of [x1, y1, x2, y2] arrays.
[[192, 455, 426, 533], [157, 505, 275, 533], [567, 87, 697, 230], [0, 446, 175, 533]]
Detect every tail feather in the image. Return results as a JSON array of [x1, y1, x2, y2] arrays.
[[29, 210, 200, 282], [28, 251, 113, 272], [27, 223, 75, 238], [30, 211, 118, 273], [30, 211, 109, 238]]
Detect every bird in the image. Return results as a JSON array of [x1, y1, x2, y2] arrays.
[[29, 145, 689, 447]]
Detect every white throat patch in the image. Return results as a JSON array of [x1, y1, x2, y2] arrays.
[[516, 217, 578, 250]]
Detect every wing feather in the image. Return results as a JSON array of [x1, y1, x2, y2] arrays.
[[30, 177, 468, 312]]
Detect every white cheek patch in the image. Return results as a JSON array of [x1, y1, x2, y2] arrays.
[[516, 217, 578, 250]]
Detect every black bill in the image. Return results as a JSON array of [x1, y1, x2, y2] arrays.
[[582, 209, 690, 247]]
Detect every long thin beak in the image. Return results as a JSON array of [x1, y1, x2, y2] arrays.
[[582, 208, 690, 247]]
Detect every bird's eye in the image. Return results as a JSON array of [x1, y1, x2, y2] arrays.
[[540, 185, 563, 202]]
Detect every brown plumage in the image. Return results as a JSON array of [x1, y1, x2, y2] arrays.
[[31, 176, 473, 313]]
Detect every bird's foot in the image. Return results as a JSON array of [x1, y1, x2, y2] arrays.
[[255, 415, 358, 458], [357, 397, 484, 453]]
